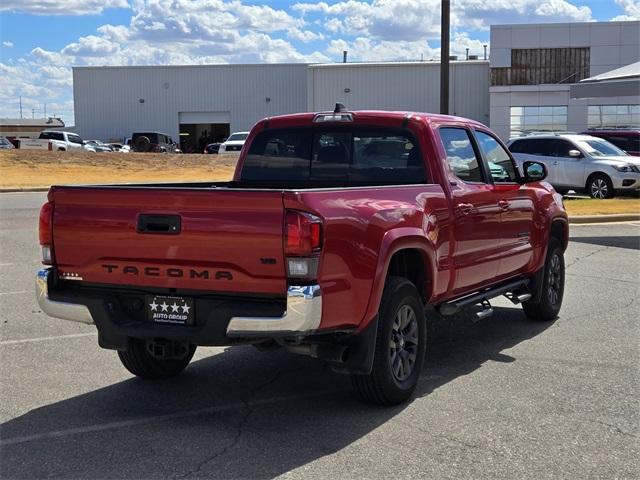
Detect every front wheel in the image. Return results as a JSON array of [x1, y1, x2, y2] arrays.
[[351, 276, 426, 405], [587, 174, 614, 199], [523, 238, 565, 321], [118, 339, 196, 379]]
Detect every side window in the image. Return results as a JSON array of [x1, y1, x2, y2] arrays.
[[68, 134, 83, 144], [475, 131, 518, 183], [527, 139, 552, 156], [551, 139, 574, 158], [54, 132, 65, 141], [508, 139, 529, 153], [439, 127, 485, 183]]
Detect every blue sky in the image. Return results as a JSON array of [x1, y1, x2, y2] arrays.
[[0, 0, 638, 125]]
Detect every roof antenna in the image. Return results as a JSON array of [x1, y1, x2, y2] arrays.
[[334, 103, 346, 113]]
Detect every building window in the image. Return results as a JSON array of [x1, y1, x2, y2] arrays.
[[510, 106, 568, 137], [491, 48, 590, 86], [587, 105, 640, 129]]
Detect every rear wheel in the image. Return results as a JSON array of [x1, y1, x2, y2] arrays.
[[118, 339, 196, 379], [351, 276, 426, 405], [523, 238, 565, 321], [587, 173, 614, 199]]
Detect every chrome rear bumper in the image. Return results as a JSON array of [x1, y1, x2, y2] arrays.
[[36, 268, 94, 325], [36, 268, 322, 335], [226, 285, 322, 336]]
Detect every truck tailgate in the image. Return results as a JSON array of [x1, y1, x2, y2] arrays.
[[50, 187, 287, 295]]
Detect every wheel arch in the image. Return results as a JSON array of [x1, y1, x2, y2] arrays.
[[361, 229, 436, 331], [550, 217, 569, 252]]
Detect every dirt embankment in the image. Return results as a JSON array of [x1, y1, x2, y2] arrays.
[[0, 150, 239, 189]]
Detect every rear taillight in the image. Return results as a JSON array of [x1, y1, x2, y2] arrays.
[[38, 201, 53, 264], [285, 210, 322, 279]]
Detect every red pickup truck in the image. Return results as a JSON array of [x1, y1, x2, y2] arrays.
[[36, 106, 568, 405]]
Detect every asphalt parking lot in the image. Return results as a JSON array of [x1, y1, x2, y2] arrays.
[[1, 192, 638, 479]]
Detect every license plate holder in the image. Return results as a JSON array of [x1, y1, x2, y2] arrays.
[[146, 295, 194, 325]]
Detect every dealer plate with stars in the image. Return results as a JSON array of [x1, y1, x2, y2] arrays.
[[145, 295, 195, 325]]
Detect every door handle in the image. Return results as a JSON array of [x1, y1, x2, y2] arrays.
[[137, 214, 181, 234], [553, 161, 559, 166], [456, 202, 474, 216], [498, 199, 510, 210]]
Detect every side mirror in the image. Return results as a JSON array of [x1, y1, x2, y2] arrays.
[[522, 161, 547, 183], [568, 149, 581, 158]]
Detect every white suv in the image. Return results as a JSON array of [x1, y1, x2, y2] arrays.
[[508, 134, 640, 198], [218, 132, 249, 154]]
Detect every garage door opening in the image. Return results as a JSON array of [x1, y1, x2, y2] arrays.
[[178, 111, 232, 153], [179, 123, 230, 153]]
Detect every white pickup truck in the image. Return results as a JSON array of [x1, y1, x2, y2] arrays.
[[19, 130, 95, 152]]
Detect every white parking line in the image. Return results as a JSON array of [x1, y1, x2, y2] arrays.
[[0, 333, 97, 346], [0, 390, 345, 446], [0, 290, 29, 296]]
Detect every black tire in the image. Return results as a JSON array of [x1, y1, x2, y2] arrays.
[[351, 276, 426, 405], [523, 238, 565, 321], [587, 173, 614, 199], [117, 339, 196, 379], [57, 147, 65, 151]]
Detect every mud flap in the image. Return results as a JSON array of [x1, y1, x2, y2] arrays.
[[329, 315, 379, 375]]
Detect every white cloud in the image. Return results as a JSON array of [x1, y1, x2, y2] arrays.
[[611, 0, 640, 20], [288, 28, 325, 43], [0, 0, 129, 16], [2, 41, 14, 48], [295, 0, 593, 36]]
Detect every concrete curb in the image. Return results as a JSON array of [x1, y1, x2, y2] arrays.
[[0, 187, 50, 193], [569, 213, 640, 224]]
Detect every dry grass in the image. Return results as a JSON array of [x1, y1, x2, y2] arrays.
[[563, 197, 640, 216], [0, 150, 239, 188], [2, 150, 639, 217]]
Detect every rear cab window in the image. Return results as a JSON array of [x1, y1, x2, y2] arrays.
[[240, 127, 427, 187]]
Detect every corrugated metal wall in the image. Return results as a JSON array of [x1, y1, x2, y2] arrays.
[[73, 64, 309, 141], [73, 61, 490, 141], [308, 62, 490, 124]]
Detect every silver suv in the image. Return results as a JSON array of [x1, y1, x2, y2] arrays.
[[508, 134, 640, 198]]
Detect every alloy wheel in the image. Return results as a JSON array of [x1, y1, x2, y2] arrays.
[[389, 304, 419, 382], [590, 178, 608, 199], [547, 253, 562, 305]]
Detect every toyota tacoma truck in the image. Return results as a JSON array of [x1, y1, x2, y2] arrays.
[[36, 106, 568, 405]]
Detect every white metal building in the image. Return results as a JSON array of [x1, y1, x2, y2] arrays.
[[489, 21, 640, 140], [73, 61, 489, 149]]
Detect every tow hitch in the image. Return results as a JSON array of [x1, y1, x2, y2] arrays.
[[145, 339, 190, 360]]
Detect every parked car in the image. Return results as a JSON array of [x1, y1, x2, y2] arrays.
[[508, 133, 640, 198], [17, 131, 95, 152], [204, 142, 221, 154], [36, 106, 568, 405], [0, 136, 15, 149], [218, 131, 249, 153], [131, 132, 180, 153], [581, 129, 640, 156], [85, 140, 113, 152], [106, 143, 130, 153]]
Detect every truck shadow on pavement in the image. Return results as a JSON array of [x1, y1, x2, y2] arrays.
[[570, 235, 639, 251], [1, 307, 554, 479]]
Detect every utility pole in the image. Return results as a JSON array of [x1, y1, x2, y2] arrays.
[[32, 109, 35, 119], [343, 51, 348, 63], [440, 0, 450, 115], [19, 96, 23, 118], [44, 103, 47, 118]]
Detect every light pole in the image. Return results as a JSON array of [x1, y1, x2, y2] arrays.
[[440, 0, 450, 115]]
